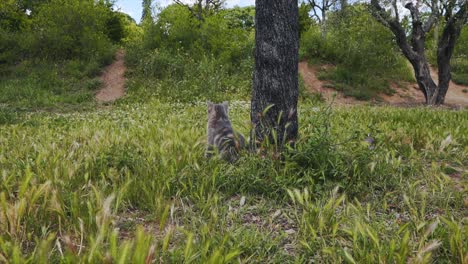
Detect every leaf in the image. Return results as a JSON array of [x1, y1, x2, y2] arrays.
[[423, 219, 439, 238], [420, 240, 442, 254], [439, 134, 452, 152], [272, 210, 281, 219], [239, 196, 246, 207], [343, 248, 357, 264]]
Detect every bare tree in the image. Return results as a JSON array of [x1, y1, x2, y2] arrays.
[[251, 0, 299, 149], [370, 0, 468, 105], [306, 0, 336, 38], [173, 0, 225, 21]]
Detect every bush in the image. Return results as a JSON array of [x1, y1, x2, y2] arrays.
[[299, 4, 414, 100], [7, 0, 116, 63], [136, 4, 254, 68], [125, 49, 251, 103], [299, 25, 330, 62], [124, 4, 254, 103]]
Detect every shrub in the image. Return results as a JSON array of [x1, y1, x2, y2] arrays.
[[299, 4, 414, 100], [21, 0, 115, 62]]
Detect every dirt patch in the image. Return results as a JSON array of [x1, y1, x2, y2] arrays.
[[429, 67, 468, 106], [96, 49, 126, 103], [299, 61, 468, 107], [299, 62, 363, 105]]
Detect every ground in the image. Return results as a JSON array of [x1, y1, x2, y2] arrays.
[[95, 54, 468, 107], [96, 49, 127, 103], [299, 62, 468, 107]]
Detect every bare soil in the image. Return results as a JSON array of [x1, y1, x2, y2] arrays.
[[299, 62, 468, 107], [96, 50, 126, 103]]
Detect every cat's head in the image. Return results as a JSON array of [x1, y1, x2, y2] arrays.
[[207, 101, 229, 120]]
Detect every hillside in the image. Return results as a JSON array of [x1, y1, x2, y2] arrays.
[[299, 62, 468, 107]]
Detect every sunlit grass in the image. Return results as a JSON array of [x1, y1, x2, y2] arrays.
[[0, 98, 466, 262]]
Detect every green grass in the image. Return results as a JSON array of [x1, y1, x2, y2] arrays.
[[451, 57, 468, 86], [316, 64, 414, 101], [124, 49, 252, 104], [0, 43, 466, 262], [0, 59, 107, 111], [0, 95, 466, 262]]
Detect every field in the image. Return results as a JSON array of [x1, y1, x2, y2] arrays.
[[1, 1, 467, 262], [0, 91, 466, 262]]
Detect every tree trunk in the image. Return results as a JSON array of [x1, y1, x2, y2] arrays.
[[435, 11, 465, 105], [321, 10, 327, 39], [370, 1, 468, 106], [409, 60, 438, 104], [340, 0, 347, 10], [251, 0, 299, 148]]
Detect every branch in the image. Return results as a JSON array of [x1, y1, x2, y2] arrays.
[[308, 0, 323, 23], [455, 1, 468, 24], [421, 0, 438, 32], [423, 13, 438, 32], [392, 0, 399, 22], [174, 0, 195, 16], [369, 0, 418, 62], [405, 2, 427, 54], [324, 0, 334, 11], [174, 0, 205, 21], [405, 2, 421, 23], [437, 0, 466, 51], [308, 0, 323, 12]]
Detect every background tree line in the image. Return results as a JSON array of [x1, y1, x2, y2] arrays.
[[0, 0, 135, 67], [125, 0, 467, 105], [0, 0, 138, 109], [0, 0, 466, 107]]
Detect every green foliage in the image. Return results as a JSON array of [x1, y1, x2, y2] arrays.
[[0, 0, 124, 65], [0, 0, 137, 110], [135, 4, 254, 65], [0, 0, 30, 32], [221, 6, 255, 30], [124, 4, 254, 104], [27, 0, 114, 61], [452, 26, 468, 85], [125, 49, 252, 103], [299, 2, 314, 37], [300, 4, 414, 100], [105, 11, 126, 44]]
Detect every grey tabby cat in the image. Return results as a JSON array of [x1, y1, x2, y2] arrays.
[[206, 101, 246, 162]]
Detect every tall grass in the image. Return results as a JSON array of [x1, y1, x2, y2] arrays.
[[0, 56, 115, 111], [0, 97, 466, 262]]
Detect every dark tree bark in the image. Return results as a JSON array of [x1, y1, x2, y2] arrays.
[[370, 0, 468, 105], [251, 0, 299, 148]]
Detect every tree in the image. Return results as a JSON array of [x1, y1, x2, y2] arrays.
[[251, 0, 299, 149], [141, 0, 153, 23], [299, 2, 314, 37], [370, 0, 468, 105], [306, 0, 336, 38], [173, 0, 225, 21]]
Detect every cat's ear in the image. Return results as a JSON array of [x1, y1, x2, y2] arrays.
[[207, 101, 214, 113], [222, 101, 229, 113]]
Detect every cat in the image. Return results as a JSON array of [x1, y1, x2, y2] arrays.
[[206, 101, 246, 162]]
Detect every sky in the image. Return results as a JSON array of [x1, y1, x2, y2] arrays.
[[115, 0, 255, 22]]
